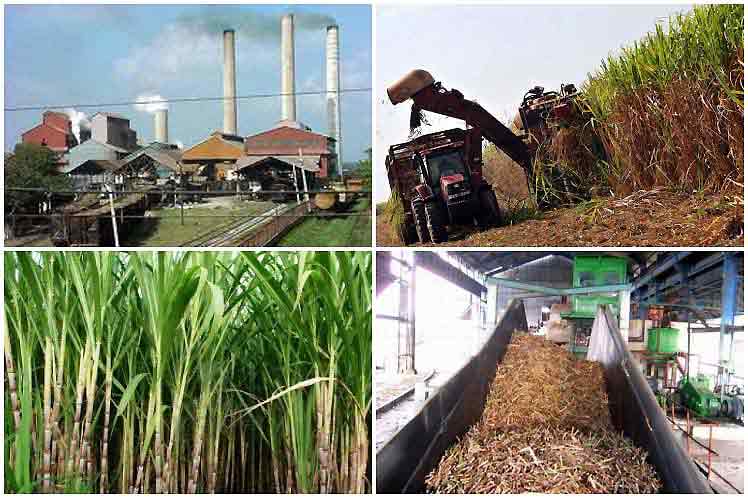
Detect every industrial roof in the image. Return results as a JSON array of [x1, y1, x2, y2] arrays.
[[90, 112, 129, 121], [119, 147, 183, 172], [234, 154, 321, 173], [245, 126, 334, 156], [60, 140, 131, 173], [181, 132, 245, 161], [67, 159, 121, 174]]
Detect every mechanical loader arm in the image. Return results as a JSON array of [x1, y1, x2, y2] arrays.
[[387, 69, 533, 180]]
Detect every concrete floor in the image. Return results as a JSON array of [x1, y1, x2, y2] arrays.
[[671, 416, 744, 493]]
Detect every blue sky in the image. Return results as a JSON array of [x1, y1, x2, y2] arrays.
[[4, 4, 372, 162], [375, 4, 693, 202]]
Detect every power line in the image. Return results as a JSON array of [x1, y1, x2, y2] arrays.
[[4, 88, 372, 112]]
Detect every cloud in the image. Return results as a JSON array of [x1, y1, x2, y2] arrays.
[[114, 24, 220, 88], [174, 7, 335, 41], [134, 94, 169, 113], [114, 8, 338, 89]]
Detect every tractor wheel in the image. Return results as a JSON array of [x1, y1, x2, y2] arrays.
[[411, 198, 429, 244], [425, 201, 448, 243], [397, 214, 418, 245], [478, 188, 503, 227]]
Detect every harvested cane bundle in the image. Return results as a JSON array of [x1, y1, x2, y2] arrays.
[[425, 334, 661, 494], [426, 425, 661, 494], [481, 335, 611, 433]]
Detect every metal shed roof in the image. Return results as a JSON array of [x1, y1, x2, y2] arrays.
[[234, 155, 320, 173]]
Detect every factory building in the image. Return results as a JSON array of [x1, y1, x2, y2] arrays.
[[65, 140, 132, 176], [66, 159, 120, 189], [376, 251, 744, 494], [118, 143, 185, 183], [180, 17, 342, 187], [180, 132, 245, 181], [88, 113, 138, 150], [237, 124, 335, 178], [66, 112, 138, 174], [21, 111, 78, 154]]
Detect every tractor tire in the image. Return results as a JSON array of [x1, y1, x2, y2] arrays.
[[398, 215, 418, 245], [425, 201, 448, 243], [411, 198, 429, 244], [478, 188, 503, 227]]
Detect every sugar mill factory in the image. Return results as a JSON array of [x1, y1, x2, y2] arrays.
[[20, 14, 343, 189], [376, 251, 744, 494], [8, 11, 368, 247]]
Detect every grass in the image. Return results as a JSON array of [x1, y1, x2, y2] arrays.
[[380, 189, 405, 244], [124, 199, 276, 246], [275, 199, 372, 247], [4, 251, 371, 493]]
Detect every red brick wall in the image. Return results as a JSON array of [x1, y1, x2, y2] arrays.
[[22, 123, 69, 151], [43, 112, 71, 133]]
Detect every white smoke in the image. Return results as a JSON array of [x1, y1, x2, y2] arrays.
[[134, 93, 168, 113], [64, 108, 90, 143]]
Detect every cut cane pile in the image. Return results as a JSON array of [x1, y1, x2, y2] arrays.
[[425, 335, 661, 493]]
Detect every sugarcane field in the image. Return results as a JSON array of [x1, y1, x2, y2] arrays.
[[376, 4, 744, 247], [376, 251, 744, 493], [3, 251, 372, 493]]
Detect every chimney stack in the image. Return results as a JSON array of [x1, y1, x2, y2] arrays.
[[154, 109, 168, 143], [326, 25, 342, 175], [281, 14, 296, 122], [223, 29, 237, 135]]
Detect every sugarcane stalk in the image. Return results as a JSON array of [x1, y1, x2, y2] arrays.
[[4, 327, 22, 470], [187, 392, 209, 493], [67, 339, 90, 481], [100, 361, 113, 493], [79, 340, 100, 481], [42, 337, 53, 492]]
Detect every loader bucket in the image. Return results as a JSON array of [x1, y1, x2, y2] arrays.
[[387, 69, 436, 105]]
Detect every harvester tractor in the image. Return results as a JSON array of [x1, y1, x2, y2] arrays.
[[513, 83, 579, 152], [385, 69, 531, 244]]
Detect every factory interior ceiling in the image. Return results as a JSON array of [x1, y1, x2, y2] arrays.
[[447, 251, 744, 320]]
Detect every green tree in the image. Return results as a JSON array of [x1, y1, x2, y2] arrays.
[[4, 143, 70, 212], [357, 148, 372, 188]]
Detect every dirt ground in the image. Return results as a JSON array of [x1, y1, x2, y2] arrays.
[[377, 189, 744, 247]]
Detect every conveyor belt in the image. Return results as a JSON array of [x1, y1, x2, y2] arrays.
[[376, 301, 714, 493]]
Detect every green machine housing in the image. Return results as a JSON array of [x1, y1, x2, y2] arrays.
[[647, 327, 681, 354], [561, 255, 628, 354], [679, 375, 721, 418]]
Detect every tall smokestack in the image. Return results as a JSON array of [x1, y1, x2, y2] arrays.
[[223, 29, 237, 135], [326, 25, 342, 175], [154, 109, 168, 143], [281, 14, 296, 122]]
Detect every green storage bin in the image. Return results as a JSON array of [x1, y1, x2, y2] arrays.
[[647, 327, 680, 353], [561, 256, 628, 319]]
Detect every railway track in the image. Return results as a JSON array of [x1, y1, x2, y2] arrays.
[[184, 202, 299, 247]]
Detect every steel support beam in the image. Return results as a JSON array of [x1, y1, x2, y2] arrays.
[[631, 251, 691, 291], [415, 252, 486, 296], [719, 253, 738, 391], [487, 277, 630, 296]]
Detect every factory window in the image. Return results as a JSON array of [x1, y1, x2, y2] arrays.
[[603, 271, 623, 285], [578, 271, 595, 287]]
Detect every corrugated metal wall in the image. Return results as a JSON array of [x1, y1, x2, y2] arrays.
[[494, 255, 573, 326]]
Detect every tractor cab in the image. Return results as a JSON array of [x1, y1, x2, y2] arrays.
[[414, 147, 476, 222]]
